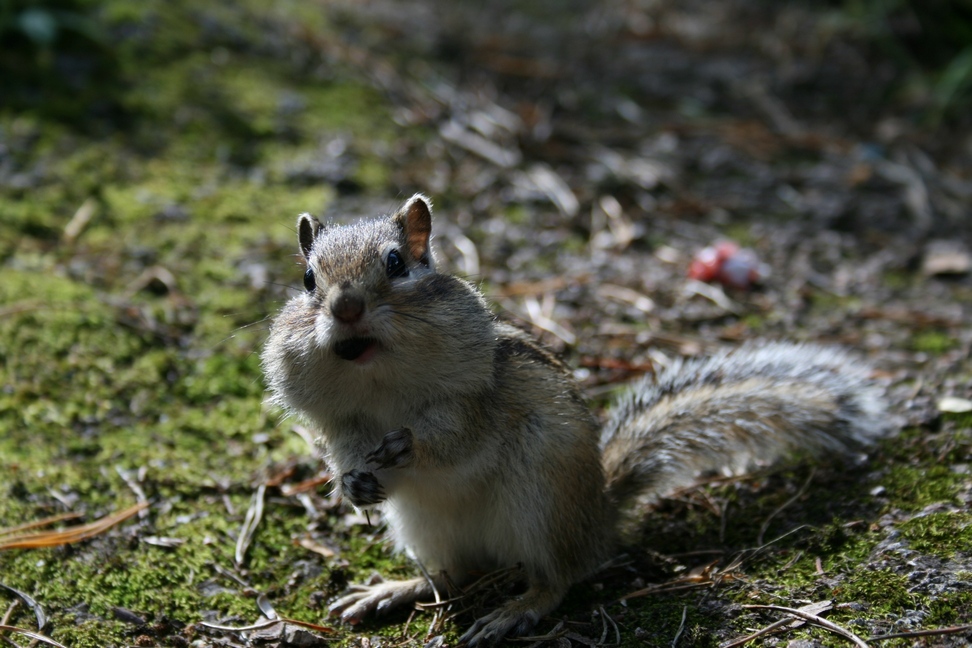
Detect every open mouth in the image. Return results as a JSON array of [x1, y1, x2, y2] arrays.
[[333, 337, 379, 362]]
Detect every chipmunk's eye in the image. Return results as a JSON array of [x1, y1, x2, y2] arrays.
[[386, 249, 409, 279], [303, 268, 316, 292]]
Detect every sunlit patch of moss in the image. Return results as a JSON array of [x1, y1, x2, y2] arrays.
[[881, 464, 963, 510], [837, 568, 918, 614], [898, 511, 972, 559], [910, 330, 958, 355], [740, 313, 766, 331], [723, 223, 756, 247], [299, 84, 395, 140], [808, 289, 862, 313], [0, 0, 407, 645], [503, 204, 530, 226], [354, 155, 393, 192], [41, 621, 129, 648]]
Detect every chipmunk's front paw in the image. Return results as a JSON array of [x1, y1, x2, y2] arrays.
[[366, 427, 414, 469], [341, 469, 384, 507]]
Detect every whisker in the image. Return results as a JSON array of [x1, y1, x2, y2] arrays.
[[388, 309, 436, 328], [209, 315, 277, 350], [264, 281, 304, 294]]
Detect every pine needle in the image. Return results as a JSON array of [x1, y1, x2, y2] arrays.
[[0, 502, 148, 551]]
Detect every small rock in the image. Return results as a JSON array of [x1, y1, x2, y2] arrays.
[[113, 607, 146, 626], [938, 396, 972, 413], [922, 240, 971, 277], [284, 623, 326, 646]]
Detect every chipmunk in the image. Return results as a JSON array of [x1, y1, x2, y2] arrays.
[[261, 195, 889, 646]]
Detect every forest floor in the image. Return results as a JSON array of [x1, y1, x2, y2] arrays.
[[1, 1, 971, 647]]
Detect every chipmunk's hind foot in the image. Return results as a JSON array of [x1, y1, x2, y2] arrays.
[[328, 576, 432, 624], [459, 584, 564, 647]]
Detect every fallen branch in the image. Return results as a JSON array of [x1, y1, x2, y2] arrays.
[[742, 604, 869, 648], [869, 623, 972, 642], [720, 600, 832, 648]]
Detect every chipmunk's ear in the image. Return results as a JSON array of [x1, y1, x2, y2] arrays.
[[297, 213, 323, 260], [394, 194, 433, 268]]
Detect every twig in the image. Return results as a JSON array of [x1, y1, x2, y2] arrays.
[[198, 619, 280, 632], [620, 580, 714, 601], [683, 279, 739, 313], [212, 563, 250, 588], [720, 600, 831, 648], [742, 604, 869, 648], [235, 484, 265, 566], [869, 623, 972, 641], [199, 616, 334, 635], [671, 605, 688, 648], [412, 557, 444, 639], [602, 605, 620, 646], [521, 295, 576, 346], [0, 585, 45, 631], [63, 197, 96, 243], [115, 466, 150, 519], [597, 607, 609, 646], [0, 600, 17, 627], [0, 625, 68, 648], [415, 565, 522, 609], [719, 616, 793, 648], [726, 524, 812, 572], [756, 468, 815, 546], [515, 620, 566, 643]]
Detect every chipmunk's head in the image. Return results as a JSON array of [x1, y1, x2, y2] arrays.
[[294, 194, 437, 365], [263, 193, 495, 423]]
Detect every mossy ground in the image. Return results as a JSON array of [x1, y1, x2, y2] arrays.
[[2, 1, 972, 647]]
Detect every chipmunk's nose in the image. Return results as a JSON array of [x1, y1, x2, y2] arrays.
[[331, 292, 365, 324]]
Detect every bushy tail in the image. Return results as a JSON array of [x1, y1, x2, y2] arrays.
[[600, 342, 890, 513]]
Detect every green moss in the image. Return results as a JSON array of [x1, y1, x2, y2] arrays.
[[883, 269, 915, 290], [943, 411, 972, 430], [3, 0, 968, 646], [838, 569, 918, 614], [927, 591, 972, 625], [0, 0, 408, 644], [503, 204, 530, 226], [899, 512, 972, 559], [740, 313, 766, 331], [881, 464, 964, 510], [723, 223, 757, 247], [354, 155, 393, 192], [808, 289, 862, 313], [910, 330, 958, 355]]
